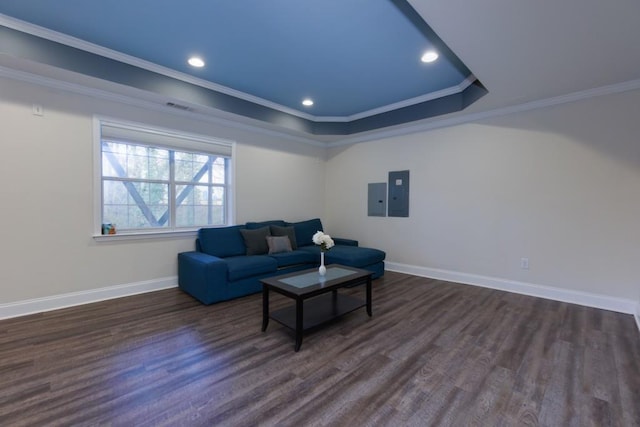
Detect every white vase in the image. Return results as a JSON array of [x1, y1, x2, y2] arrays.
[[319, 251, 326, 276]]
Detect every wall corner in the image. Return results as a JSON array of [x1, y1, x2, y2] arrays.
[[635, 299, 640, 335]]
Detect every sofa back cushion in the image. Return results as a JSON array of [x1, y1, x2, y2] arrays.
[[288, 218, 323, 248], [245, 220, 287, 230], [198, 225, 246, 258]]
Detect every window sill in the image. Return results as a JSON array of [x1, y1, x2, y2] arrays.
[[93, 229, 198, 242]]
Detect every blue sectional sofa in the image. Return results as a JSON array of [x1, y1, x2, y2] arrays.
[[178, 218, 385, 305]]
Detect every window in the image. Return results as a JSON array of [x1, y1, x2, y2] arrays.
[[95, 118, 234, 235]]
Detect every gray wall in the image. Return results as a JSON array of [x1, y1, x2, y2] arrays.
[[0, 76, 325, 305], [2, 74, 639, 319], [326, 89, 640, 305]]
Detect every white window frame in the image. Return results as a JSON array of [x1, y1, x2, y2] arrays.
[[93, 116, 235, 240]]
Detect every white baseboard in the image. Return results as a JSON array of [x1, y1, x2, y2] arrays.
[[385, 262, 637, 315], [3, 269, 639, 336], [0, 276, 178, 320]]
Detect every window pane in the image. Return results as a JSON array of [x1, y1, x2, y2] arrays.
[[176, 185, 225, 227], [103, 180, 169, 229], [175, 151, 210, 183], [211, 157, 226, 184], [101, 142, 127, 178], [102, 141, 169, 180]]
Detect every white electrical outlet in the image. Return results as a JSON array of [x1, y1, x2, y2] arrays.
[[520, 257, 529, 270]]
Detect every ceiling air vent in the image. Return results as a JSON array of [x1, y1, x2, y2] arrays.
[[166, 102, 193, 111]]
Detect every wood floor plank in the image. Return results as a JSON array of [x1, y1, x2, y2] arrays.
[[0, 271, 639, 426]]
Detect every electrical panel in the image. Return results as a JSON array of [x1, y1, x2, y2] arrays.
[[367, 183, 387, 216], [388, 170, 409, 217]]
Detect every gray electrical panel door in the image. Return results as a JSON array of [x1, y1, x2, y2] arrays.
[[368, 183, 387, 216], [388, 170, 409, 217]]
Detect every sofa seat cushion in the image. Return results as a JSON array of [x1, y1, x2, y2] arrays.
[[326, 246, 386, 268], [225, 255, 277, 281], [299, 245, 385, 268], [269, 250, 317, 267]]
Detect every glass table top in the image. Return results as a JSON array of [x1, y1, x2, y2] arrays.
[[279, 267, 356, 288]]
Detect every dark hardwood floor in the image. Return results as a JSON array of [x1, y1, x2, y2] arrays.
[[1, 271, 639, 426]]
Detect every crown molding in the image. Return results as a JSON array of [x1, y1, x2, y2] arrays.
[[0, 13, 475, 123], [315, 76, 475, 122], [0, 14, 312, 119], [3, 63, 639, 148], [0, 64, 326, 147], [328, 78, 640, 147], [3, 21, 639, 149]]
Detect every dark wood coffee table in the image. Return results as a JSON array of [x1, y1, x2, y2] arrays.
[[260, 264, 373, 351]]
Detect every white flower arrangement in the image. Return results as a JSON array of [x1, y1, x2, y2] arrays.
[[312, 231, 335, 252]]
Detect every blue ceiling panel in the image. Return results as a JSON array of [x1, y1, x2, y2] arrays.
[[0, 0, 485, 134]]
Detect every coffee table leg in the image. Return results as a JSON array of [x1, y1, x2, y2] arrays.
[[366, 277, 372, 317], [295, 298, 303, 351], [262, 286, 269, 332], [331, 289, 338, 315]]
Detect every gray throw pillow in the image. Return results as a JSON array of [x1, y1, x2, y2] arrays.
[[270, 225, 298, 250], [266, 235, 293, 254], [240, 226, 271, 255]]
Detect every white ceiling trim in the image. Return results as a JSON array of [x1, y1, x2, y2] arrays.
[[3, 51, 638, 148], [314, 75, 476, 122], [0, 13, 472, 123], [0, 65, 326, 147], [0, 14, 307, 116], [328, 78, 640, 147]]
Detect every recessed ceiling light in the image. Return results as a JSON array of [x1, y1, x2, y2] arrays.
[[421, 50, 439, 63], [302, 98, 314, 107], [188, 56, 205, 68]]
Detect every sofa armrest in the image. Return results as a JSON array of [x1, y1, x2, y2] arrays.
[[178, 251, 229, 305], [333, 237, 358, 246]]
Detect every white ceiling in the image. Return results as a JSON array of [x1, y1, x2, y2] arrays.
[[413, 0, 640, 112]]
